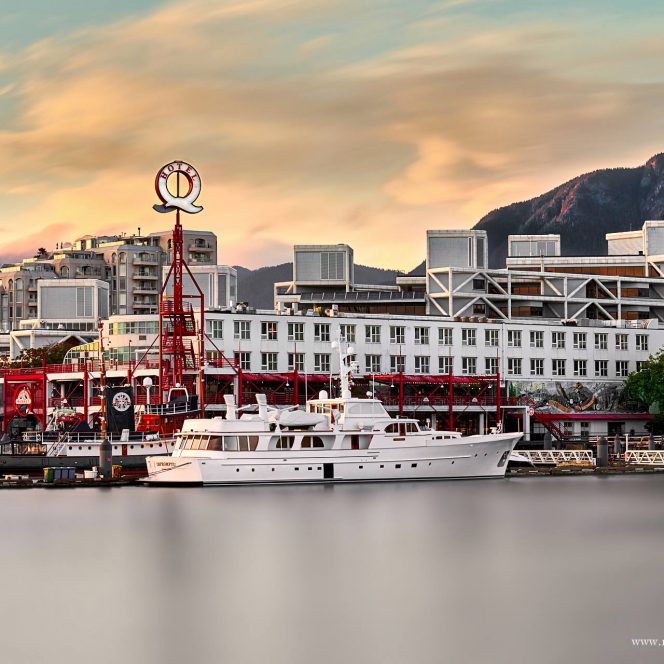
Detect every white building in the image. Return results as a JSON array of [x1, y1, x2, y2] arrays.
[[9, 279, 109, 358], [162, 264, 238, 309]]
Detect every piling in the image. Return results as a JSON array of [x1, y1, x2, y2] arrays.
[[597, 436, 609, 467]]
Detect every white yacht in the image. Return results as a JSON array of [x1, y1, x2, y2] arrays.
[[145, 342, 522, 486]]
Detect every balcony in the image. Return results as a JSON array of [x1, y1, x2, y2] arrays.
[[133, 287, 158, 295], [133, 256, 160, 266], [132, 272, 158, 280]]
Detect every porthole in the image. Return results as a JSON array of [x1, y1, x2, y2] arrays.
[[452, 460, 455, 464], [380, 464, 384, 468], [411, 463, 417, 468], [272, 468, 275, 472], [474, 453, 478, 457], [88, 446, 91, 450], [68, 446, 72, 451], [484, 452, 487, 456], [359, 465, 363, 469], [428, 462, 431, 466], [317, 466, 321, 470], [252, 468, 255, 472], [308, 467, 312, 471], [294, 467, 299, 471], [236, 468, 239, 472], [78, 446, 82, 450], [130, 445, 134, 450], [395, 464, 401, 469]]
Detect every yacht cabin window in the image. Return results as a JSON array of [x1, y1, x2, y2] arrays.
[[385, 422, 419, 436]]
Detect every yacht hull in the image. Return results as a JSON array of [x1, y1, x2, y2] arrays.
[[144, 433, 521, 486]]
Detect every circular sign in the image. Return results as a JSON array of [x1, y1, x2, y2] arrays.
[[15, 386, 33, 416], [528, 407, 535, 416], [154, 161, 203, 214], [112, 391, 132, 412]]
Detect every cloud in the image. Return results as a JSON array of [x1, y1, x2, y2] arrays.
[[0, 0, 663, 269]]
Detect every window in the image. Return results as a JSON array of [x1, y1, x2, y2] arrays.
[[508, 358, 522, 375], [552, 359, 566, 376], [615, 334, 628, 351], [551, 331, 565, 349], [76, 287, 93, 317], [320, 252, 345, 280], [636, 361, 646, 372], [261, 321, 278, 341], [275, 436, 295, 450], [234, 351, 251, 371], [209, 320, 223, 339], [314, 353, 330, 373], [365, 325, 381, 343], [314, 323, 330, 342], [573, 332, 587, 350], [287, 322, 304, 342], [530, 359, 544, 376], [472, 278, 486, 291], [462, 357, 477, 375], [340, 324, 355, 343], [594, 333, 608, 350], [261, 352, 278, 371], [573, 359, 587, 377], [414, 356, 430, 374], [485, 357, 498, 375], [414, 327, 429, 345], [530, 331, 543, 348], [595, 360, 608, 377], [461, 328, 476, 346], [438, 327, 453, 345], [438, 356, 451, 374], [485, 329, 499, 347], [234, 320, 251, 340], [288, 352, 304, 371], [365, 354, 381, 373], [507, 330, 521, 347], [390, 326, 405, 344], [616, 360, 629, 377], [390, 355, 405, 373], [636, 334, 648, 352]]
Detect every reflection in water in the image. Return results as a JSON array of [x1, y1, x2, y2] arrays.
[[1, 476, 664, 664]]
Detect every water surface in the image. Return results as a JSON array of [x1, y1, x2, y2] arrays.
[[2, 475, 664, 664]]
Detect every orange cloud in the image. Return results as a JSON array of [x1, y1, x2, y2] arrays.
[[0, 0, 662, 269]]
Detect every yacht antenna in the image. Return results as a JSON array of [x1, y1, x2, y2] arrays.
[[332, 335, 356, 399]]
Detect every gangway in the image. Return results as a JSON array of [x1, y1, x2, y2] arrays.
[[517, 450, 595, 466]]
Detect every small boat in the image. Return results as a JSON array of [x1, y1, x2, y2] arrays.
[[145, 342, 522, 486], [0, 387, 198, 476]]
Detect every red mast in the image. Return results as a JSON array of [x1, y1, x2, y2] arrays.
[[154, 161, 205, 410]]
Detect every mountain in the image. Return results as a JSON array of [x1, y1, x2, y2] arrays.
[[234, 263, 404, 309], [474, 153, 664, 267]]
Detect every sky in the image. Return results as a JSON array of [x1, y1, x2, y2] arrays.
[[1, 0, 663, 270]]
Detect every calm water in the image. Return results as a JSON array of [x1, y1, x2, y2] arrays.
[[2, 475, 664, 664]]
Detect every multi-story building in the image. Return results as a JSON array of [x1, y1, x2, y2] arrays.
[[275, 243, 426, 315], [47, 308, 660, 439], [0, 261, 57, 331], [0, 228, 221, 329], [9, 279, 109, 358]]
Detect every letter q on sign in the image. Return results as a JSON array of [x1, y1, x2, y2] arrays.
[[153, 161, 203, 214]]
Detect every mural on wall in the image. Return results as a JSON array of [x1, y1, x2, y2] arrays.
[[511, 381, 626, 413]]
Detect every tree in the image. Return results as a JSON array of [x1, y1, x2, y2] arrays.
[[624, 351, 664, 433], [3, 341, 76, 369], [35, 247, 49, 258]]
